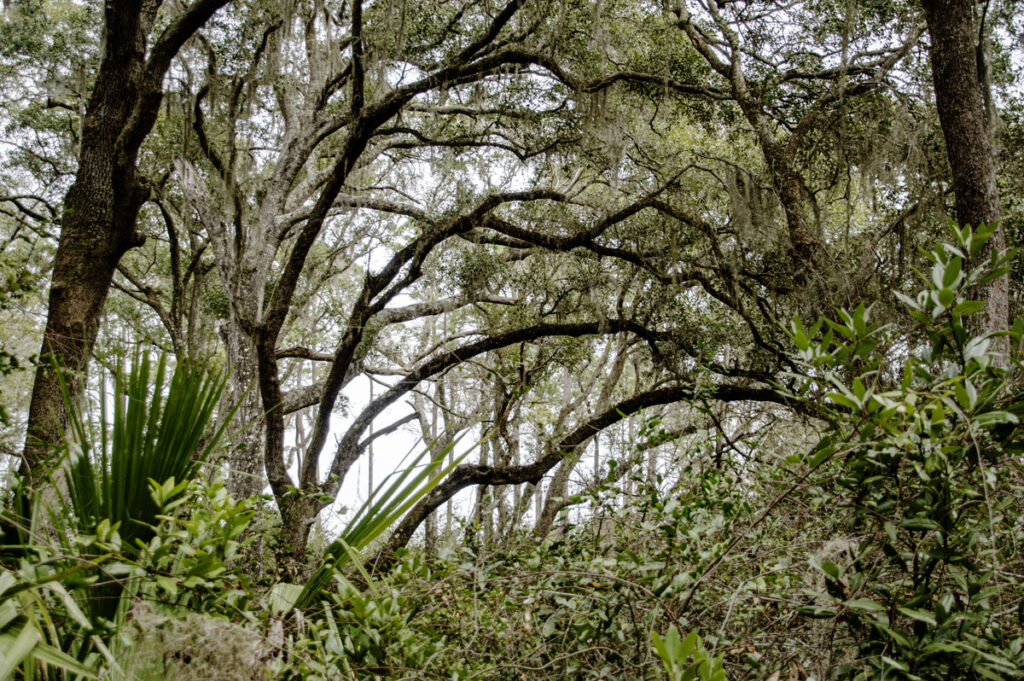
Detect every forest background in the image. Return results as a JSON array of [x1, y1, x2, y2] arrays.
[[0, 0, 1023, 678]]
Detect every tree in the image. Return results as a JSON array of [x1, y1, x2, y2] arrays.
[[132, 0, 954, 566], [3, 0, 1023, 677], [21, 0, 231, 475], [921, 0, 1008, 339], [671, 0, 924, 304], [10, 0, 1016, 580], [157, 0, 776, 564]]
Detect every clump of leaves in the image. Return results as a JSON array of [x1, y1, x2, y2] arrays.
[[60, 351, 236, 620], [652, 626, 726, 681], [63, 352, 234, 551], [0, 558, 100, 680], [785, 222, 1024, 680]]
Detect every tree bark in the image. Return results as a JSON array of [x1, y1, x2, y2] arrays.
[[23, 2, 149, 473], [22, 0, 230, 475], [222, 323, 266, 499], [535, 458, 572, 537], [922, 0, 1007, 337]]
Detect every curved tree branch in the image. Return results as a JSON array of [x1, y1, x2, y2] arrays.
[[376, 383, 794, 561]]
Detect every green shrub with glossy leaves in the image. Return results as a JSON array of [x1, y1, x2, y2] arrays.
[[785, 222, 1024, 679], [652, 626, 726, 681]]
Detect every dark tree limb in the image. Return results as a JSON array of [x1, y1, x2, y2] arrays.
[[376, 383, 793, 561], [320, 319, 666, 498]]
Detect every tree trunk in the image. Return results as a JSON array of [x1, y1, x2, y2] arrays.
[[222, 322, 266, 500], [466, 433, 493, 545], [278, 494, 320, 579], [22, 0, 229, 475], [22, 5, 152, 474], [536, 458, 571, 538], [424, 512, 438, 556], [922, 0, 1007, 338]]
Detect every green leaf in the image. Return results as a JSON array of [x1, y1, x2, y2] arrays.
[[894, 291, 922, 312], [931, 261, 947, 289], [973, 411, 1018, 427], [651, 631, 670, 664], [797, 606, 837, 619], [826, 317, 856, 340], [44, 581, 90, 630], [974, 665, 1008, 681], [680, 630, 697, 661], [269, 582, 304, 615], [845, 598, 884, 612], [976, 267, 1012, 286], [874, 623, 914, 649], [952, 300, 985, 317], [903, 517, 940, 532], [29, 641, 98, 679], [541, 614, 557, 638], [921, 642, 961, 655], [967, 224, 992, 256], [897, 607, 937, 626], [954, 379, 978, 409], [0, 624, 41, 680], [1011, 317, 1024, 344], [881, 656, 909, 671], [826, 391, 860, 410], [942, 257, 962, 288], [821, 561, 841, 580], [964, 336, 991, 361]]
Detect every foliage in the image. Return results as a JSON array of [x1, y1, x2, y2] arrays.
[[652, 626, 726, 681], [62, 352, 233, 557], [296, 432, 474, 608], [133, 476, 255, 615], [0, 475, 105, 679], [0, 474, 258, 680], [2, 0, 1024, 674], [0, 352, 244, 677], [284, 558, 447, 680], [0, 555, 99, 680], [785, 223, 1024, 679]]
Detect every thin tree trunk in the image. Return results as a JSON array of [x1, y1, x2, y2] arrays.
[[466, 432, 492, 544], [535, 458, 572, 537]]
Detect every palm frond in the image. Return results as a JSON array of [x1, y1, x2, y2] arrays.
[[293, 430, 483, 609], [56, 351, 235, 620]]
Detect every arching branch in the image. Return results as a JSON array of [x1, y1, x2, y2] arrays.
[[376, 383, 793, 560]]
